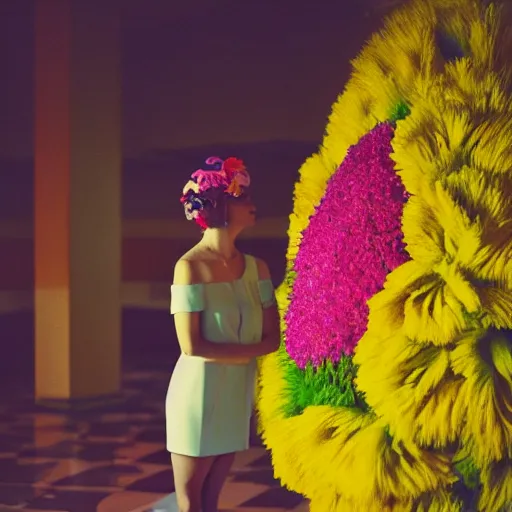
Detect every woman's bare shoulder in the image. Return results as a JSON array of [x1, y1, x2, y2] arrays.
[[174, 245, 212, 285], [253, 256, 271, 280]]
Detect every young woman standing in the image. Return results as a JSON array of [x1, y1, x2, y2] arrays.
[[166, 157, 280, 512]]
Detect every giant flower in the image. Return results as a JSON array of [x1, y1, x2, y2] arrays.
[[256, 0, 512, 510], [286, 122, 409, 368]]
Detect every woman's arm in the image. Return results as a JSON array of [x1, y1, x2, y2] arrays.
[[173, 259, 278, 362], [255, 258, 281, 355], [174, 308, 279, 363], [174, 311, 277, 360]]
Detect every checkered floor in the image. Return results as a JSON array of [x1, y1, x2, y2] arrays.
[[0, 370, 308, 512]]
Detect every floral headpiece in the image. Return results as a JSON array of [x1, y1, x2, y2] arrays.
[[180, 156, 250, 228]]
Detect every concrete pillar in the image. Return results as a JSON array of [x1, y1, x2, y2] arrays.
[[34, 0, 122, 402]]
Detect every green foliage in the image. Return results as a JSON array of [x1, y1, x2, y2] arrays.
[[279, 343, 369, 418], [454, 455, 480, 490], [389, 100, 411, 123]]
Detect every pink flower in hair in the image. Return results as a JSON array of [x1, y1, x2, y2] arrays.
[[190, 156, 250, 196], [191, 170, 228, 193]]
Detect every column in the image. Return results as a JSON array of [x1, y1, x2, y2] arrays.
[[34, 0, 122, 402]]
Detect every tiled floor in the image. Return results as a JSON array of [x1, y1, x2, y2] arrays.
[[0, 369, 307, 512]]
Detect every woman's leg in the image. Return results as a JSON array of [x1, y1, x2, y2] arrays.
[[171, 453, 215, 512], [201, 452, 236, 512]]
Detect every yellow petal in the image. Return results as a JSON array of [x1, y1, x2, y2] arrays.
[[479, 459, 512, 512], [450, 329, 512, 465]]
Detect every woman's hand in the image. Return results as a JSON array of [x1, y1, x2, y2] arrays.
[[204, 356, 251, 365]]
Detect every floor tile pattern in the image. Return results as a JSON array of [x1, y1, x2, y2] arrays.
[[0, 370, 307, 512]]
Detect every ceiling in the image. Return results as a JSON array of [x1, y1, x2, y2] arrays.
[[119, 0, 403, 30], [120, 0, 245, 28], [1, 0, 407, 35]]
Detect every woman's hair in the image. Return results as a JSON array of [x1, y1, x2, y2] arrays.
[[180, 156, 250, 229]]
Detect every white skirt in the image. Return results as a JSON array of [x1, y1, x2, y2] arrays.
[[165, 354, 256, 457]]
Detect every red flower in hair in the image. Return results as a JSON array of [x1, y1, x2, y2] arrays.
[[222, 157, 246, 179]]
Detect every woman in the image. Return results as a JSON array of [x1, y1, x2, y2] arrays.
[[166, 156, 281, 512]]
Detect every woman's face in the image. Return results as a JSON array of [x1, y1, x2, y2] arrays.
[[227, 193, 257, 230]]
